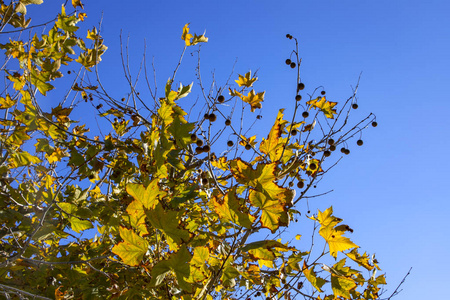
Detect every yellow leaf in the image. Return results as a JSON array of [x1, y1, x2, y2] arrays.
[[0, 94, 16, 109], [249, 190, 284, 232], [235, 71, 257, 87], [306, 96, 337, 119], [78, 12, 87, 21], [239, 134, 257, 148], [112, 227, 148, 266], [240, 90, 264, 112], [71, 0, 84, 9], [47, 147, 67, 163], [191, 32, 208, 45], [190, 246, 209, 267], [259, 109, 285, 162], [303, 262, 327, 292], [126, 200, 149, 235], [211, 156, 229, 171], [126, 180, 164, 210], [212, 190, 253, 229], [313, 207, 359, 258], [181, 23, 193, 46]]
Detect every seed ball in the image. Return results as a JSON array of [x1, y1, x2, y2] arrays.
[[225, 119, 231, 126], [352, 103, 359, 109], [324, 150, 331, 157], [309, 163, 317, 170], [208, 113, 217, 122], [298, 82, 305, 90], [291, 129, 298, 136], [196, 139, 203, 147], [245, 144, 252, 150], [203, 145, 210, 152], [295, 95, 302, 101], [290, 62, 296, 68], [329, 145, 336, 151], [227, 140, 234, 147], [289, 181, 294, 187], [357, 139, 363, 146], [201, 178, 208, 185], [372, 121, 378, 127], [286, 34, 290, 38], [328, 139, 335, 145], [257, 115, 262, 119], [297, 181, 305, 189], [344, 149, 350, 155], [67, 70, 71, 74], [302, 111, 309, 118], [190, 134, 197, 141], [195, 147, 203, 154], [218, 95, 225, 103], [321, 90, 326, 95], [204, 113, 209, 119], [341, 147, 346, 153], [285, 59, 292, 65], [289, 35, 293, 40]]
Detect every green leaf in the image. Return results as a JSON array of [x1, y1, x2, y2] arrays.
[[58, 202, 93, 233], [145, 204, 190, 251], [151, 245, 192, 290], [112, 227, 149, 266]]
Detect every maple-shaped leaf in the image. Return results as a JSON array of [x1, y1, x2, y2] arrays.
[[9, 151, 41, 168], [212, 189, 253, 229], [239, 134, 257, 148], [126, 200, 149, 235], [0, 94, 16, 109], [259, 109, 287, 162], [112, 227, 148, 266], [312, 207, 358, 258], [181, 23, 194, 46], [235, 71, 257, 87], [191, 32, 208, 45], [146, 204, 190, 251], [240, 89, 265, 112], [303, 262, 327, 292], [228, 88, 242, 97], [306, 96, 337, 119], [327, 259, 358, 299], [71, 0, 83, 9], [47, 147, 68, 163], [346, 249, 379, 271], [58, 202, 93, 233], [126, 180, 164, 210], [151, 245, 192, 291], [190, 246, 209, 268], [249, 190, 285, 232]]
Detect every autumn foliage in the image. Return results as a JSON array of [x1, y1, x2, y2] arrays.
[[0, 1, 386, 299]]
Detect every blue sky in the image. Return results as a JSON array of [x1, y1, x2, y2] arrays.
[[28, 0, 450, 298]]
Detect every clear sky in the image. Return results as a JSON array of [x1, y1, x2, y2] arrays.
[[29, 1, 450, 299]]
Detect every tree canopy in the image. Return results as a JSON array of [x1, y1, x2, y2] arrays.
[[0, 1, 386, 299]]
